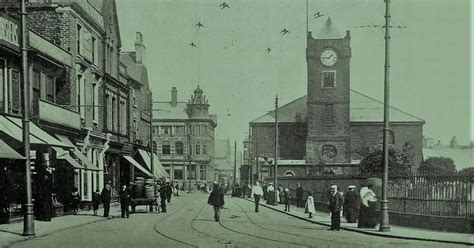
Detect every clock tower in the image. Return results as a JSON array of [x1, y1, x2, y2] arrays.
[[306, 17, 351, 165]]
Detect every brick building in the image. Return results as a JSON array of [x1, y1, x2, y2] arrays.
[[153, 87, 217, 190], [0, 1, 157, 217], [247, 18, 424, 179]]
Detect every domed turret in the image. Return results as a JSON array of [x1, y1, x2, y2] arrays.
[[187, 86, 210, 118]]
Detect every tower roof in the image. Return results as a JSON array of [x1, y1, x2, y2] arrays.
[[317, 17, 342, 39]]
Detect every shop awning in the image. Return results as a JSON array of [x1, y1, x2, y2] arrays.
[[0, 115, 72, 148], [124, 155, 153, 178], [137, 149, 170, 178], [55, 134, 100, 171], [0, 139, 25, 160], [52, 146, 83, 169]]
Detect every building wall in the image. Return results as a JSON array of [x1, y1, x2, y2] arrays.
[[350, 123, 424, 167]]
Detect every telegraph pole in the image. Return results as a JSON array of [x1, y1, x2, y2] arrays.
[[274, 95, 278, 206], [21, 0, 35, 236], [149, 92, 154, 176], [380, 0, 391, 232], [233, 140, 237, 191]]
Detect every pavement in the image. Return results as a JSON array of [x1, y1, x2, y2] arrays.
[[0, 205, 122, 248], [243, 197, 474, 246]]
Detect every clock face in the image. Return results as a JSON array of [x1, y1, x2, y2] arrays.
[[320, 49, 337, 67], [321, 144, 337, 161]]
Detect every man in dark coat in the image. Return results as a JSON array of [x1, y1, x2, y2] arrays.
[[344, 185, 358, 223], [166, 182, 172, 203], [296, 183, 304, 208], [328, 185, 344, 231], [101, 181, 112, 218], [160, 182, 167, 213], [119, 184, 131, 218], [241, 184, 247, 198], [208, 182, 225, 222]]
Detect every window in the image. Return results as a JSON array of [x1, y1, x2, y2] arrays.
[[322, 104, 334, 124], [46, 75, 55, 102], [200, 167, 206, 180], [92, 36, 97, 64], [77, 24, 82, 54], [82, 170, 88, 197], [189, 165, 196, 180], [174, 170, 183, 180], [162, 126, 172, 135], [195, 144, 200, 155], [111, 95, 116, 131], [105, 92, 112, 130], [131, 88, 136, 107], [203, 145, 207, 155], [175, 142, 184, 155], [162, 143, 170, 155], [92, 82, 98, 123], [322, 71, 336, 88], [176, 126, 185, 135], [32, 70, 40, 115], [10, 70, 20, 113]]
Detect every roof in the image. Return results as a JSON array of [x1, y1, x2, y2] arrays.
[[251, 90, 425, 124], [423, 148, 474, 170], [214, 139, 230, 159], [120, 52, 149, 88], [153, 102, 189, 120], [317, 17, 342, 39]]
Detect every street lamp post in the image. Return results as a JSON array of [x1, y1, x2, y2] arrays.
[[380, 0, 391, 232], [274, 95, 278, 206], [149, 92, 154, 177], [233, 140, 237, 193], [20, 0, 35, 236]]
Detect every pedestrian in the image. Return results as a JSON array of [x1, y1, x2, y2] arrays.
[[358, 184, 378, 228], [266, 182, 274, 205], [262, 183, 268, 201], [283, 187, 290, 212], [174, 182, 179, 196], [296, 183, 304, 208], [160, 182, 167, 213], [71, 187, 80, 215], [305, 191, 315, 218], [277, 184, 283, 204], [101, 181, 112, 218], [328, 185, 344, 231], [120, 184, 131, 218], [92, 189, 101, 216], [208, 181, 225, 222], [344, 185, 358, 223], [251, 181, 263, 212], [154, 182, 161, 212], [166, 182, 172, 203], [241, 183, 247, 198]]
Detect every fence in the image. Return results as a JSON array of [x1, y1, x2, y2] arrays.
[[270, 172, 473, 219]]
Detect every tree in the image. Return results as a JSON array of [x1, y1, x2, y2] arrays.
[[357, 143, 414, 176], [419, 157, 455, 175], [458, 167, 474, 177]]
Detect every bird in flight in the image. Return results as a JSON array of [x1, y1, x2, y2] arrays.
[[313, 12, 323, 19], [195, 22, 204, 28], [281, 28, 289, 35], [189, 42, 197, 47], [219, 2, 230, 9], [265, 48, 271, 53]]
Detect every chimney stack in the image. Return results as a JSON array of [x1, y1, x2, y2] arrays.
[[135, 32, 146, 65], [171, 87, 177, 107]]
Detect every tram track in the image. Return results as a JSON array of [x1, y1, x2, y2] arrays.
[[234, 199, 365, 247]]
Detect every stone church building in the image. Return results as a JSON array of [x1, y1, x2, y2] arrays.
[[248, 18, 425, 178]]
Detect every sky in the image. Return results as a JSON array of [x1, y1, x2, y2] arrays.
[[116, 0, 472, 150]]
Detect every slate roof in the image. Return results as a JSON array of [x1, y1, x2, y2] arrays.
[[153, 102, 189, 120], [423, 148, 474, 170], [120, 52, 149, 88], [250, 90, 425, 124], [317, 17, 342, 39]]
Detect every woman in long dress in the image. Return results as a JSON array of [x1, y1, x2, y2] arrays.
[[305, 191, 316, 218], [358, 185, 378, 228]]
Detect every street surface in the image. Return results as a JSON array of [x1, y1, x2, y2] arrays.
[[9, 193, 465, 248]]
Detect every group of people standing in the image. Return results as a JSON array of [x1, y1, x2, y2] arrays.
[[248, 181, 378, 231]]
